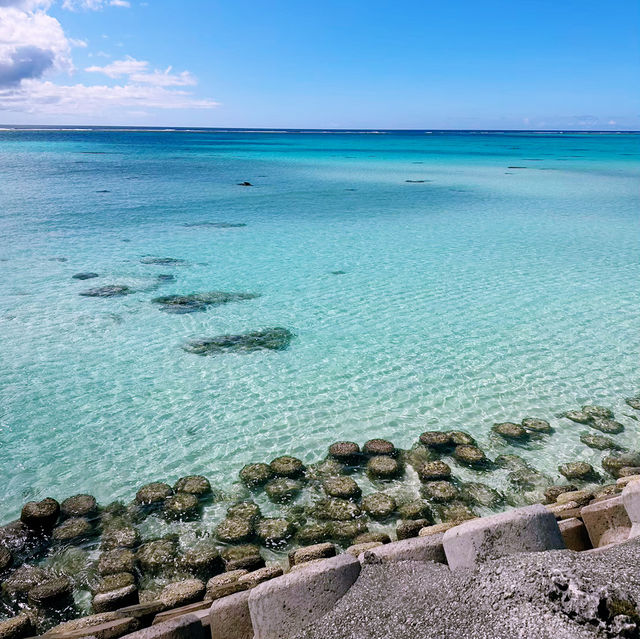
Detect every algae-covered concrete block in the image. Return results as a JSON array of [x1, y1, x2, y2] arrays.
[[443, 504, 564, 570], [248, 554, 360, 639], [581, 495, 631, 547], [622, 480, 640, 538], [558, 517, 592, 551], [122, 614, 203, 639], [358, 533, 445, 565], [209, 590, 252, 639]]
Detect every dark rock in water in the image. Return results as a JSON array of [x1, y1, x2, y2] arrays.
[[49, 257, 68, 262], [159, 579, 206, 609], [322, 476, 361, 500], [418, 461, 451, 482], [494, 454, 532, 472], [448, 431, 476, 446], [397, 500, 432, 521], [270, 455, 305, 478], [98, 549, 136, 576], [226, 501, 262, 525], [52, 518, 93, 544], [79, 285, 132, 297], [21, 498, 60, 531], [405, 180, 427, 183], [256, 518, 296, 548], [328, 441, 361, 464], [361, 493, 396, 520], [163, 493, 200, 521], [240, 463, 274, 488], [61, 494, 97, 520], [522, 418, 552, 434], [27, 576, 73, 608], [396, 519, 429, 540], [564, 410, 592, 424], [264, 478, 302, 504], [306, 459, 347, 480], [183, 328, 294, 354], [363, 439, 395, 456], [460, 482, 504, 508], [140, 257, 186, 265], [156, 273, 175, 282], [625, 397, 640, 410], [366, 455, 402, 480], [453, 445, 488, 467], [296, 523, 332, 545], [403, 443, 437, 472], [221, 544, 263, 570], [92, 584, 138, 613], [173, 475, 212, 497], [558, 462, 597, 481], [152, 291, 259, 314], [330, 270, 346, 275], [135, 482, 173, 507], [180, 544, 223, 579], [421, 481, 460, 503], [93, 573, 135, 595], [492, 422, 529, 441], [602, 452, 640, 478], [72, 272, 99, 280], [580, 432, 624, 451], [183, 222, 247, 228], [544, 485, 578, 504], [2, 565, 48, 598], [589, 417, 624, 435], [419, 431, 453, 451], [101, 526, 140, 550], [312, 498, 362, 521], [136, 539, 176, 575], [237, 181, 252, 186], [216, 518, 254, 544], [354, 532, 391, 545], [438, 502, 476, 523], [0, 547, 12, 572], [582, 405, 614, 419], [330, 520, 369, 543]]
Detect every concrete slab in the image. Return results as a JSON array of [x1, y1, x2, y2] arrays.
[[209, 590, 252, 639], [581, 495, 631, 547]]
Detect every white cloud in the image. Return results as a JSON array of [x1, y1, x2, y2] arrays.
[[0, 78, 218, 113], [0, 1, 217, 116], [86, 56, 197, 87], [62, 0, 130, 10]]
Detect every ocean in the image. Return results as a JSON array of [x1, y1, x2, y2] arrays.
[[0, 129, 639, 522]]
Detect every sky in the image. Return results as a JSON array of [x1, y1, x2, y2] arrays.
[[0, 0, 638, 129]]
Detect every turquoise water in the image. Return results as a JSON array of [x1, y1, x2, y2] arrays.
[[0, 129, 639, 522]]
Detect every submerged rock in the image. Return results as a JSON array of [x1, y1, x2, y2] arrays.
[[227, 501, 262, 525], [152, 291, 259, 314], [328, 441, 361, 464], [136, 540, 176, 575], [140, 257, 186, 265], [564, 410, 592, 424], [264, 478, 303, 504], [366, 455, 402, 480], [181, 545, 223, 579], [52, 518, 93, 544], [453, 445, 488, 467], [163, 493, 200, 521], [403, 443, 437, 472], [363, 439, 395, 456], [625, 397, 640, 410], [418, 461, 451, 482], [60, 494, 97, 520], [216, 518, 254, 544], [448, 431, 476, 446], [296, 523, 332, 545], [306, 459, 346, 480], [589, 417, 624, 435], [421, 481, 460, 503], [183, 327, 294, 354], [492, 422, 528, 441], [98, 549, 136, 576], [101, 526, 140, 550], [521, 418, 552, 434], [419, 431, 453, 451], [159, 579, 205, 608], [240, 463, 274, 487], [27, 576, 73, 608], [256, 518, 296, 548], [270, 455, 305, 478], [602, 452, 640, 478], [79, 285, 132, 297], [330, 520, 369, 543], [312, 498, 362, 521], [361, 493, 396, 520], [580, 432, 624, 451], [459, 482, 504, 508], [544, 485, 578, 503], [558, 462, 597, 481], [72, 272, 99, 280], [135, 482, 173, 507], [183, 222, 247, 228], [2, 565, 48, 598], [397, 500, 432, 521], [582, 405, 614, 419], [21, 498, 60, 531], [173, 475, 212, 497], [322, 476, 361, 500]]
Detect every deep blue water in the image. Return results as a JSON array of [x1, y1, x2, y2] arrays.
[[0, 129, 639, 522]]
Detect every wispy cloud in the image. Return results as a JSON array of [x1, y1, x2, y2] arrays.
[[86, 56, 197, 87]]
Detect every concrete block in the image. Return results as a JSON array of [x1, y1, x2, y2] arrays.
[[121, 614, 204, 639], [93, 586, 138, 613], [114, 602, 166, 626], [358, 534, 446, 565], [558, 517, 592, 551], [581, 495, 631, 547], [617, 475, 640, 488], [152, 601, 211, 626], [443, 504, 564, 570], [45, 616, 139, 639], [209, 590, 252, 639], [345, 542, 383, 556], [418, 522, 458, 536], [237, 564, 283, 589], [248, 554, 360, 639], [289, 542, 336, 567], [622, 480, 640, 538]]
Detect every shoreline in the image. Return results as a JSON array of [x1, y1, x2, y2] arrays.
[[1, 394, 639, 634]]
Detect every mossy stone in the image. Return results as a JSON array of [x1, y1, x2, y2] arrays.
[[460, 482, 504, 508], [226, 501, 262, 524], [269, 456, 305, 478], [448, 431, 476, 446], [418, 431, 452, 450], [544, 485, 579, 504], [421, 480, 460, 503], [181, 545, 223, 579], [159, 579, 206, 608], [492, 422, 528, 441], [329, 519, 369, 543], [322, 476, 361, 500], [94, 572, 135, 594], [397, 499, 432, 521], [173, 475, 212, 497], [582, 405, 614, 419], [305, 459, 346, 480], [239, 463, 274, 488], [216, 518, 254, 544], [312, 498, 362, 521], [418, 461, 451, 481], [101, 526, 140, 550], [590, 417, 624, 435], [99, 549, 136, 576], [163, 493, 200, 521], [256, 518, 296, 548], [558, 461, 597, 481], [27, 576, 73, 608], [52, 517, 93, 544], [366, 455, 402, 479], [522, 418, 552, 434], [295, 523, 332, 545], [354, 531, 391, 544], [453, 445, 488, 467], [20, 498, 60, 531], [135, 483, 173, 506], [264, 478, 303, 504], [2, 565, 48, 597], [602, 452, 640, 478], [396, 519, 429, 540], [361, 493, 396, 519], [328, 442, 361, 464], [580, 432, 624, 451], [61, 494, 98, 519], [363, 439, 395, 456], [136, 539, 176, 575], [564, 410, 592, 424], [438, 502, 476, 523]]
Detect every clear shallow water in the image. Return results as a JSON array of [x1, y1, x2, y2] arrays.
[[0, 130, 639, 522]]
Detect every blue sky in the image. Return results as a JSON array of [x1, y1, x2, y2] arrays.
[[1, 0, 638, 128]]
